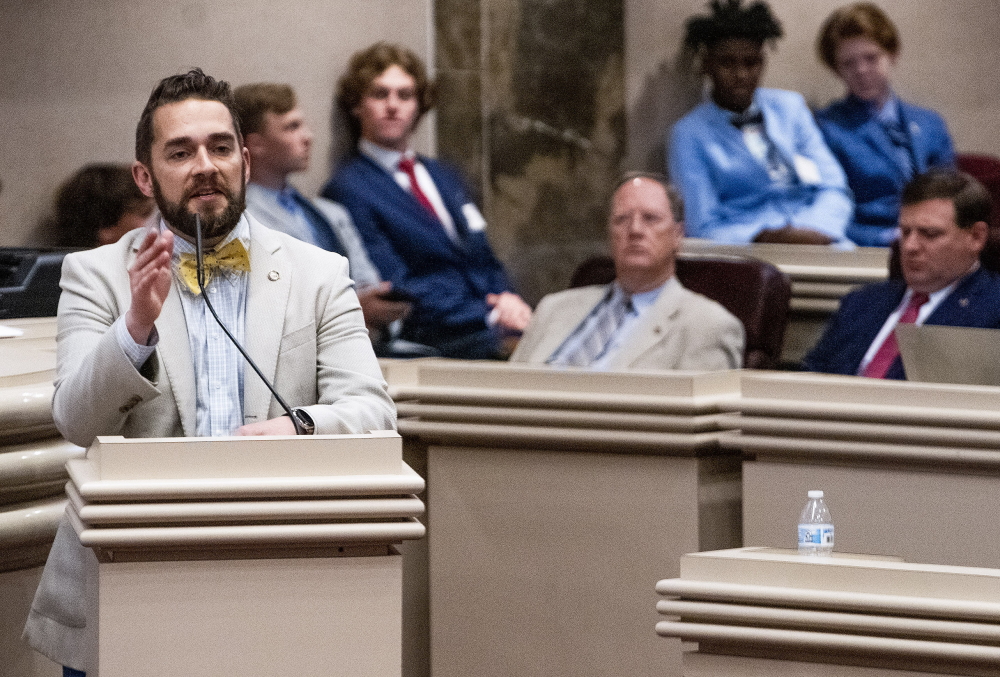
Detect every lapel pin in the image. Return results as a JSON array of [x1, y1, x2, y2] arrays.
[[959, 298, 969, 307], [268, 270, 280, 281]]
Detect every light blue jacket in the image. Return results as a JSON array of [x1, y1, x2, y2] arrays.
[[668, 88, 853, 244]]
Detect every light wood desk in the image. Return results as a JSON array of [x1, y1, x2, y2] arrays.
[[725, 371, 1000, 569], [384, 359, 744, 677], [658, 547, 1000, 676], [0, 317, 74, 677]]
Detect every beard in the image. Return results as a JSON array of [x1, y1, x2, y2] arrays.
[[152, 171, 246, 242]]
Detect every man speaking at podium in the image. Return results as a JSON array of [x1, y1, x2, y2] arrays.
[[25, 69, 395, 676]]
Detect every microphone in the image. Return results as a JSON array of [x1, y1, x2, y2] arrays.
[[194, 214, 309, 435]]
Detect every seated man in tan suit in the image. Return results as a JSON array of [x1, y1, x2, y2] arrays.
[[511, 173, 744, 370]]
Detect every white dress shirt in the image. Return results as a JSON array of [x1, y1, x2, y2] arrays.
[[358, 138, 459, 241], [856, 268, 973, 375]]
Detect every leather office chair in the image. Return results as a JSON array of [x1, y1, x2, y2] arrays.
[[568, 253, 791, 369]]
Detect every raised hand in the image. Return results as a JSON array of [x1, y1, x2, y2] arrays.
[[235, 415, 298, 436], [125, 228, 174, 344]]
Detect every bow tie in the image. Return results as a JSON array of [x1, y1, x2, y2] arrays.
[[177, 239, 250, 294], [731, 110, 765, 129]]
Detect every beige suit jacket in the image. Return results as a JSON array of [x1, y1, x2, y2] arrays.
[[27, 216, 395, 670], [510, 280, 744, 371], [51, 217, 395, 446]]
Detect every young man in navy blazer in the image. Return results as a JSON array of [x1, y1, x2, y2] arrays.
[[805, 170, 1000, 379], [322, 42, 531, 359]]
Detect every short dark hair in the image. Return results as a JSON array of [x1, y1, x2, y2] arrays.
[[817, 3, 900, 71], [337, 42, 435, 145], [902, 169, 993, 230], [684, 0, 783, 53], [53, 164, 149, 247], [135, 68, 241, 165], [233, 83, 297, 136], [614, 171, 685, 223]]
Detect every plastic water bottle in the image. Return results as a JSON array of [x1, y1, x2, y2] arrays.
[[797, 490, 834, 556]]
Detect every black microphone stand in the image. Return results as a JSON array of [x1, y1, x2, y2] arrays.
[[194, 214, 307, 435]]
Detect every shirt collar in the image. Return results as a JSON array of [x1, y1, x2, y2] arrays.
[[849, 92, 900, 123], [163, 213, 251, 258], [906, 261, 980, 305], [248, 182, 298, 211], [707, 91, 762, 121], [613, 277, 677, 312], [359, 138, 413, 175], [875, 94, 901, 126]]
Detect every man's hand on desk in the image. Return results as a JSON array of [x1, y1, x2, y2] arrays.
[[125, 228, 174, 344], [236, 415, 298, 436], [752, 225, 834, 245]]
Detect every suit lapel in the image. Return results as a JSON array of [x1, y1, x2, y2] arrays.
[[608, 282, 683, 369], [421, 158, 469, 239], [123, 231, 196, 437], [534, 287, 607, 362], [156, 281, 197, 436], [859, 119, 901, 177], [357, 155, 464, 256], [899, 103, 929, 174], [927, 269, 983, 325], [242, 219, 292, 422]]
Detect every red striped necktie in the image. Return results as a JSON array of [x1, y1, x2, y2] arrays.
[[397, 157, 439, 220], [862, 292, 929, 379]]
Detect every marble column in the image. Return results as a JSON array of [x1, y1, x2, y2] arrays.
[[435, 0, 626, 304]]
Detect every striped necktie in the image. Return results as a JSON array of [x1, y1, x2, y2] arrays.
[[549, 292, 633, 367]]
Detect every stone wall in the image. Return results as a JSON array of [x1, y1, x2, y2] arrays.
[[436, 0, 626, 305]]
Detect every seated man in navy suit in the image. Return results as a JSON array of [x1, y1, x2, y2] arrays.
[[804, 169, 999, 379], [322, 42, 532, 359], [234, 82, 411, 346]]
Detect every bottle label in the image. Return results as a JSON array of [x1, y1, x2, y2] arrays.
[[798, 524, 834, 545]]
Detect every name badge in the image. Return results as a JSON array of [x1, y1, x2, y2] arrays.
[[462, 203, 487, 232], [793, 155, 822, 185]]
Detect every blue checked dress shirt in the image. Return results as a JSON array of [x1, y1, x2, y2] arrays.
[[117, 216, 249, 437]]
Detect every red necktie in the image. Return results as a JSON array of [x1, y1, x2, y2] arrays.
[[862, 292, 930, 379], [397, 157, 439, 220]]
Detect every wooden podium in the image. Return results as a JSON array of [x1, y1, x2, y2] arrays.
[[65, 431, 425, 677]]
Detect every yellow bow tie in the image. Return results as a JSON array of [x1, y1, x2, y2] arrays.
[[177, 239, 250, 294]]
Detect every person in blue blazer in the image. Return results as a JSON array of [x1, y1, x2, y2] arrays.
[[322, 43, 531, 359], [804, 170, 997, 379], [816, 3, 955, 247], [668, 0, 852, 246]]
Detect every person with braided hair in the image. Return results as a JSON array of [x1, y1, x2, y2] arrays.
[[667, 0, 853, 245]]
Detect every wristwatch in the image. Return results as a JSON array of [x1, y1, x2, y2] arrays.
[[289, 408, 315, 435]]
